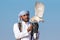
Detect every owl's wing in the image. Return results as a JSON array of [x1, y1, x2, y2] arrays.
[[30, 2, 45, 22], [35, 2, 45, 18]]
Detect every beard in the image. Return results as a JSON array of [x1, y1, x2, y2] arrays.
[[22, 18, 29, 22]]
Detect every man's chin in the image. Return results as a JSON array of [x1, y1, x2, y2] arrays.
[[23, 19, 29, 22]]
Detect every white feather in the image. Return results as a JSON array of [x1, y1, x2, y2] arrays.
[[30, 2, 45, 22]]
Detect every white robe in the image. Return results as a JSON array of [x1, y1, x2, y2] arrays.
[[13, 21, 31, 40]]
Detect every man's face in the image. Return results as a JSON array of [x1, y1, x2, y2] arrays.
[[20, 13, 29, 22]]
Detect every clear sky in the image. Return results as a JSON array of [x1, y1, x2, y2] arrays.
[[0, 0, 60, 40]]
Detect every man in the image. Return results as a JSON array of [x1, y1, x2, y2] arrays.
[[13, 11, 33, 40]]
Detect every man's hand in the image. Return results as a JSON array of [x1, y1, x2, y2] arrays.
[[27, 24, 33, 32]]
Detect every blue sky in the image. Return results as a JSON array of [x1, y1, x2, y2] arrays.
[[0, 0, 60, 40]]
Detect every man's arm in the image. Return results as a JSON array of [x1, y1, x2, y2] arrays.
[[13, 23, 32, 39]]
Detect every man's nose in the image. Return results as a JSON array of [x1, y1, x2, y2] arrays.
[[25, 15, 29, 18]]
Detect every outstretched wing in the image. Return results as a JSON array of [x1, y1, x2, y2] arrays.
[[35, 2, 45, 17], [30, 2, 45, 22]]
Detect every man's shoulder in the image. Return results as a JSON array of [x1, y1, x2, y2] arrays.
[[13, 23, 19, 28], [13, 23, 19, 29], [13, 22, 21, 27], [14, 23, 18, 25]]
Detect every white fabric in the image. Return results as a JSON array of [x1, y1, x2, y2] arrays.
[[13, 21, 31, 40], [18, 11, 29, 17], [33, 33, 40, 39]]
